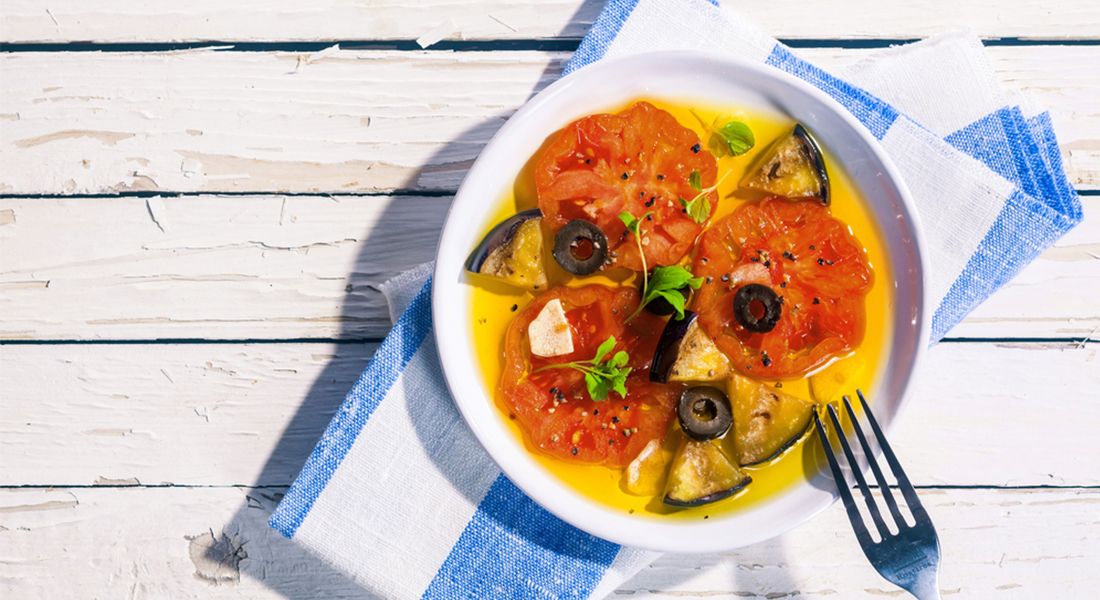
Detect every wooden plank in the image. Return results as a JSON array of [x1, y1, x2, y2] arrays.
[[2, 342, 1097, 487], [1, 486, 1096, 598], [2, 195, 1096, 341], [2, 47, 1098, 196], [0, 195, 448, 340], [3, 0, 1100, 44]]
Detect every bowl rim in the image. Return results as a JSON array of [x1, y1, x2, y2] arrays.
[[432, 50, 931, 553]]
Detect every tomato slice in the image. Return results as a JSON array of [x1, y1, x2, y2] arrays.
[[692, 197, 873, 378], [536, 101, 718, 270], [501, 285, 680, 466]]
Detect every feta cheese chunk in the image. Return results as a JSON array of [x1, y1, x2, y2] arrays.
[[528, 298, 574, 357]]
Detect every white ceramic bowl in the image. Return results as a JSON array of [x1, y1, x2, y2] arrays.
[[433, 51, 930, 553]]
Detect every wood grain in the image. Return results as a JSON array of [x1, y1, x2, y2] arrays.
[[2, 47, 1098, 196], [3, 0, 1099, 44], [1, 486, 1095, 598], [2, 195, 1096, 341], [2, 341, 1097, 487]]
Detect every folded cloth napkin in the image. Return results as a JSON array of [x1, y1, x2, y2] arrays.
[[270, 1, 1082, 598]]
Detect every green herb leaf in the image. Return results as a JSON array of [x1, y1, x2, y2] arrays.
[[641, 265, 705, 320], [618, 211, 640, 234], [534, 336, 632, 401], [714, 120, 755, 156], [679, 194, 711, 225], [689, 169, 702, 192], [593, 336, 616, 364], [690, 109, 755, 158], [609, 350, 630, 369]]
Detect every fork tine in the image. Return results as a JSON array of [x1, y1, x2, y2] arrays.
[[857, 390, 930, 523], [841, 394, 907, 528], [826, 403, 892, 540], [813, 410, 873, 547]]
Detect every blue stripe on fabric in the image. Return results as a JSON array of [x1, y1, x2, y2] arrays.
[[563, 0, 642, 76], [269, 277, 435, 539], [765, 45, 900, 140], [1027, 110, 1083, 222], [945, 106, 1042, 203], [422, 474, 621, 600], [930, 190, 1076, 342]]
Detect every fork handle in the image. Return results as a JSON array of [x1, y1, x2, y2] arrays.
[[908, 574, 942, 600]]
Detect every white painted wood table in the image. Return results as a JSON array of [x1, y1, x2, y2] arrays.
[[2, 1, 1098, 597]]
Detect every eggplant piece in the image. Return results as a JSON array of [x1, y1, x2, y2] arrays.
[[740, 124, 829, 205], [663, 436, 751, 507], [465, 209, 548, 290], [728, 373, 816, 466], [678, 386, 733, 441], [650, 312, 730, 383]]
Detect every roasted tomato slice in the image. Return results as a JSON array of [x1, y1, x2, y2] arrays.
[[692, 197, 873, 378], [502, 285, 680, 466], [536, 101, 719, 271]]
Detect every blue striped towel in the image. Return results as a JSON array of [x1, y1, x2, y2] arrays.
[[270, 1, 1082, 598]]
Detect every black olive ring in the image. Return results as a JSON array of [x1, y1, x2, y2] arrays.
[[733, 283, 782, 333], [678, 386, 733, 441], [552, 219, 609, 276]]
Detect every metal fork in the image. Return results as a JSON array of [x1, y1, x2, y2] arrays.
[[812, 391, 942, 600]]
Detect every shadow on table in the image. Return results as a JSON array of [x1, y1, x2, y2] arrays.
[[212, 6, 797, 598]]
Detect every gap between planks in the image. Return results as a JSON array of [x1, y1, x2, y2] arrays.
[[4, 0, 1100, 43], [2, 341, 1097, 488]]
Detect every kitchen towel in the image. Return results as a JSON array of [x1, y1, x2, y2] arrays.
[[269, 1, 1082, 598]]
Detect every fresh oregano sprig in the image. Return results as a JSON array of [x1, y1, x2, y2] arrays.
[[679, 168, 732, 224], [534, 336, 631, 401], [642, 265, 704, 320], [618, 210, 653, 315], [690, 108, 755, 158]]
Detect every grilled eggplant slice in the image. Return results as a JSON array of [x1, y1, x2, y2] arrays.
[[740, 124, 829, 204], [650, 312, 731, 383], [465, 209, 548, 290], [728, 373, 816, 466], [663, 436, 751, 507]]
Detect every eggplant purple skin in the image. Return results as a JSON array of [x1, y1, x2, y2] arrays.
[[464, 208, 542, 274], [663, 477, 751, 508], [649, 310, 698, 383], [793, 123, 830, 206]]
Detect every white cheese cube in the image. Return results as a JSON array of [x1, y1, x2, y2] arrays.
[[528, 298, 574, 357]]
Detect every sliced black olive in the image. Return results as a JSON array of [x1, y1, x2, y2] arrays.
[[678, 386, 733, 441], [733, 284, 782, 333], [552, 219, 608, 276], [641, 271, 692, 316], [465, 208, 542, 273], [650, 311, 697, 383]]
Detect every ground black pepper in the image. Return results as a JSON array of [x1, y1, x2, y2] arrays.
[[691, 143, 701, 153]]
